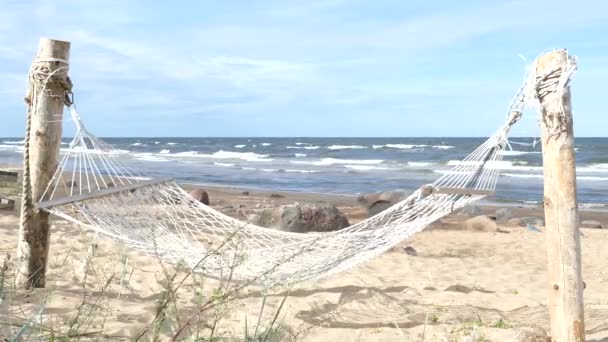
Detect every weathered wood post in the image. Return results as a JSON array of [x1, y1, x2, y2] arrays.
[[16, 38, 71, 288], [536, 49, 585, 341]]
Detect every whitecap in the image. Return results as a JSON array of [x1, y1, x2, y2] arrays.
[[214, 162, 235, 167], [408, 162, 436, 167], [327, 145, 366, 150], [234, 144, 246, 148], [261, 143, 272, 146], [294, 153, 307, 158], [344, 165, 390, 171], [290, 158, 383, 166], [286, 146, 321, 150], [2, 140, 24, 145], [159, 149, 171, 154]]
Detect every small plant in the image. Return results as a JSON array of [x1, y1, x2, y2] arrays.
[[492, 318, 512, 329], [430, 314, 439, 323]]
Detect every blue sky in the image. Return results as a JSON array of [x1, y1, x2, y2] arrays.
[[1, 0, 607, 137]]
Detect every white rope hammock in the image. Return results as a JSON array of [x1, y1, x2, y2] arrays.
[[32, 53, 576, 288]]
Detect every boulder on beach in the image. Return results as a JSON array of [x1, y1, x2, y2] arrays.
[[520, 217, 545, 227], [188, 188, 210, 205], [459, 204, 484, 217], [506, 217, 526, 227], [357, 191, 409, 217], [249, 202, 349, 233], [581, 220, 603, 229], [515, 325, 548, 342], [495, 208, 514, 222], [462, 215, 499, 232]]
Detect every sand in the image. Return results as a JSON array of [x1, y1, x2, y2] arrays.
[[1, 185, 608, 341]]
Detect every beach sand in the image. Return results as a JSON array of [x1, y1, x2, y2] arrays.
[[1, 184, 607, 341]]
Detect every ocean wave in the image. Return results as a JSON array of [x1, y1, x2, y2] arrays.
[[261, 143, 272, 146], [433, 145, 454, 149], [447, 160, 542, 171], [503, 173, 608, 181], [131, 142, 144, 146], [578, 164, 608, 173], [327, 145, 366, 150], [290, 158, 383, 166], [373, 144, 427, 149], [499, 150, 540, 156], [159, 149, 171, 154], [155, 141, 160, 144], [295, 153, 307, 158], [260, 168, 278, 172], [169, 150, 272, 162], [2, 140, 24, 145], [408, 162, 436, 167], [0, 144, 23, 150], [295, 142, 309, 145], [286, 146, 321, 150], [133, 153, 170, 162], [234, 144, 246, 148], [214, 162, 235, 167], [344, 165, 390, 171], [284, 169, 317, 173], [580, 203, 607, 209], [167, 142, 178, 145]]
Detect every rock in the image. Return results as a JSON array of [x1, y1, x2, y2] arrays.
[[459, 204, 484, 217], [250, 203, 349, 233], [462, 215, 499, 232], [495, 208, 514, 222], [188, 189, 209, 205], [403, 246, 417, 256], [520, 217, 545, 227], [515, 325, 548, 342], [241, 191, 250, 195], [357, 191, 409, 217], [506, 217, 525, 227], [581, 220, 602, 229], [269, 193, 284, 198]]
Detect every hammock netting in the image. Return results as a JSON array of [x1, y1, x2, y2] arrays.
[[30, 52, 576, 288]]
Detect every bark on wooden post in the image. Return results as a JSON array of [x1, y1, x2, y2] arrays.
[[536, 49, 585, 341], [16, 38, 71, 288]]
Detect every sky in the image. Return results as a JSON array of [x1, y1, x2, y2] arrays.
[[1, 0, 607, 138]]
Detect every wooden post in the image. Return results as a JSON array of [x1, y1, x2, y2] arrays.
[[16, 38, 70, 288], [537, 49, 585, 341]]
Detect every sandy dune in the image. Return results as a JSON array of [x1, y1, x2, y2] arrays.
[[0, 190, 607, 340]]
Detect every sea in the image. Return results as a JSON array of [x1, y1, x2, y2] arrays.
[[1, 137, 607, 209]]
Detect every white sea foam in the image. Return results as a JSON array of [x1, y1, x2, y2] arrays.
[[295, 142, 309, 145], [170, 150, 272, 162], [578, 164, 608, 173], [344, 165, 390, 171], [131, 142, 144, 146], [234, 144, 246, 148], [499, 150, 540, 156], [214, 162, 235, 167], [433, 145, 454, 149], [373, 144, 427, 149], [261, 143, 272, 146], [284, 169, 317, 173], [159, 149, 170, 154], [167, 142, 178, 145], [155, 141, 160, 144], [295, 153, 307, 158], [286, 146, 321, 150], [580, 203, 607, 209], [133, 153, 169, 162], [447, 160, 542, 171], [503, 173, 608, 181], [408, 162, 436, 167], [2, 140, 24, 145], [327, 145, 366, 150], [290, 158, 383, 166], [260, 168, 278, 172], [242, 167, 256, 171]]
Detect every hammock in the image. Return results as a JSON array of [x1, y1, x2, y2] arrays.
[[32, 54, 575, 288]]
